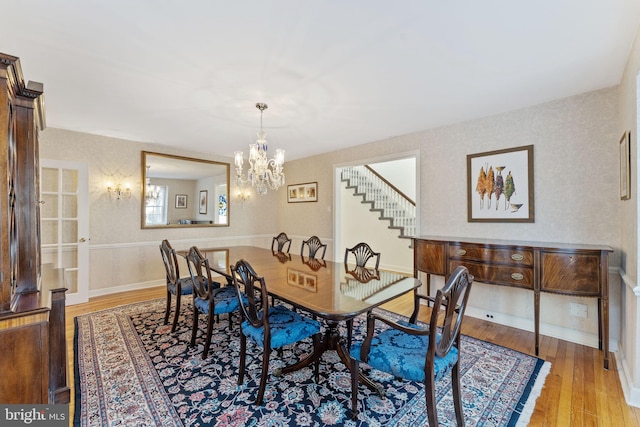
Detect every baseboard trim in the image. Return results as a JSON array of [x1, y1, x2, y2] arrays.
[[618, 350, 640, 407], [464, 306, 615, 351], [89, 279, 164, 298]]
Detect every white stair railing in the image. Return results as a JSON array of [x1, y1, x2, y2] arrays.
[[341, 166, 416, 238]]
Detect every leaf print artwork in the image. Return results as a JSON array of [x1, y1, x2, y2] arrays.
[[467, 145, 533, 222]]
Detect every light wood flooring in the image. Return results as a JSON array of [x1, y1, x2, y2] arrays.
[[65, 286, 640, 426]]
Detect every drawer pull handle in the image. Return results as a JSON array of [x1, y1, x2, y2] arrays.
[[456, 249, 466, 256], [511, 273, 524, 281], [511, 254, 524, 261]]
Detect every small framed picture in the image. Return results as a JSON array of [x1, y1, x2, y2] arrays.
[[175, 194, 187, 209], [287, 182, 318, 203], [620, 131, 631, 200], [199, 190, 208, 214]]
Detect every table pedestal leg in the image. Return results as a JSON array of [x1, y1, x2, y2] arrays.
[[278, 320, 384, 396]]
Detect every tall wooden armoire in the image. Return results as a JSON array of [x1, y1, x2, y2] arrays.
[[0, 53, 69, 404]]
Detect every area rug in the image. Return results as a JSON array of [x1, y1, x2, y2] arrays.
[[74, 299, 550, 427]]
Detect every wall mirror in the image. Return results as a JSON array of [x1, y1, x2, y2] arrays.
[[142, 151, 229, 228]]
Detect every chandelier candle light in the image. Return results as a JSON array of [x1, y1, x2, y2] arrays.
[[145, 165, 161, 202], [234, 102, 285, 196]]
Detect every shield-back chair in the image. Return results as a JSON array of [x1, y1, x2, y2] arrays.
[[184, 246, 244, 359], [231, 258, 322, 406], [349, 265, 474, 425], [159, 239, 194, 332]]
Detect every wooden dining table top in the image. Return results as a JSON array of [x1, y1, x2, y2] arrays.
[[185, 245, 421, 322]]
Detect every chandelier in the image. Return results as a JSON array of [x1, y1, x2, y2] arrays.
[[234, 102, 285, 196], [145, 165, 161, 202]]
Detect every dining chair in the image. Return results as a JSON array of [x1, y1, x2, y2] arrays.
[[231, 258, 322, 406], [184, 246, 244, 360], [344, 242, 380, 269], [271, 232, 292, 253], [299, 236, 328, 319], [300, 235, 327, 260], [344, 242, 381, 345], [159, 239, 195, 332], [349, 265, 474, 425]]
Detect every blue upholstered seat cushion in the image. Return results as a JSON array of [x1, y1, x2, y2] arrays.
[[193, 285, 245, 315], [350, 322, 458, 383], [168, 277, 196, 295], [241, 305, 321, 350], [168, 277, 221, 296]]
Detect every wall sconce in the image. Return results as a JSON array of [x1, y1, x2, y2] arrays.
[[237, 190, 251, 203], [106, 181, 132, 200]]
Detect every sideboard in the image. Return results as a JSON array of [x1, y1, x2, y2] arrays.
[[413, 236, 613, 369]]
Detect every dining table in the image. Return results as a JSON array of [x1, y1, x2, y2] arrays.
[[179, 245, 422, 394]]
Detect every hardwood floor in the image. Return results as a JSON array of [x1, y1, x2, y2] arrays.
[[66, 286, 640, 426]]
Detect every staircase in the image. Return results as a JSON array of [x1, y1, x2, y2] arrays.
[[341, 165, 416, 242]]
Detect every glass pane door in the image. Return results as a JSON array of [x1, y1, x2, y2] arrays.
[[40, 160, 89, 305]]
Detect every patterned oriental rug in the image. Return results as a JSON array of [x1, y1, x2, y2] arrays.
[[74, 299, 550, 427]]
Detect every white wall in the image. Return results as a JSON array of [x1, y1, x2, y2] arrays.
[[615, 23, 640, 406]]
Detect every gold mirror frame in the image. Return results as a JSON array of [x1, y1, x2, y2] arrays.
[[141, 151, 230, 229]]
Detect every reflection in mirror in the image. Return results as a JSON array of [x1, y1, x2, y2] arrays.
[[142, 151, 229, 228]]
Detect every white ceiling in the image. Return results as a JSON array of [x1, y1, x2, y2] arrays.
[[2, 1, 639, 160]]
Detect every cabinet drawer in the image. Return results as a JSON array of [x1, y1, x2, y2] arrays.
[[449, 260, 534, 289], [540, 252, 601, 295], [449, 244, 533, 266], [414, 240, 446, 274]]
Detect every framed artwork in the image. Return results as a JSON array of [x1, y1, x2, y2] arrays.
[[287, 181, 318, 203], [467, 145, 534, 222], [199, 190, 208, 214], [175, 194, 187, 209], [620, 131, 631, 200]]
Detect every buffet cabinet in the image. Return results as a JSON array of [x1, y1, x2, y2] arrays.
[[413, 236, 613, 369], [0, 53, 69, 403]]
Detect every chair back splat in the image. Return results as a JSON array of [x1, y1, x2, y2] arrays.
[[184, 247, 212, 301], [271, 232, 292, 253], [300, 235, 327, 259], [343, 242, 381, 347], [349, 266, 473, 425], [159, 239, 194, 332], [232, 259, 268, 331]]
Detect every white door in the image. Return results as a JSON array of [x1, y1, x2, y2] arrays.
[[40, 159, 89, 305]]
